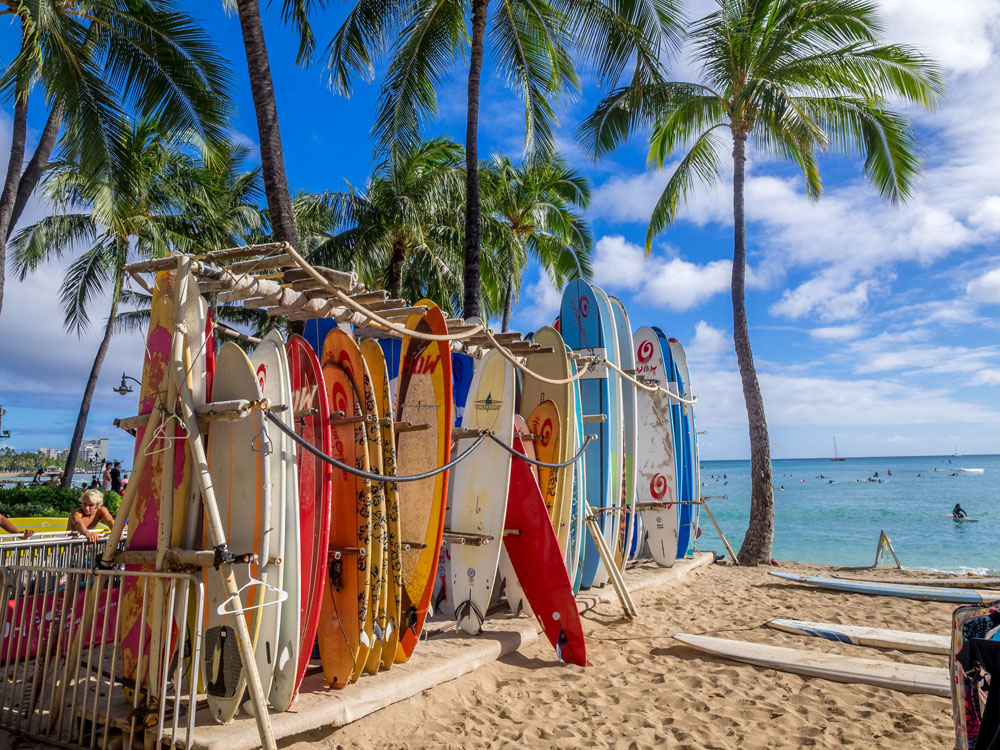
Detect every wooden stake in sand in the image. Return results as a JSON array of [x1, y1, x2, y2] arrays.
[[873, 530, 902, 569], [584, 502, 637, 619]]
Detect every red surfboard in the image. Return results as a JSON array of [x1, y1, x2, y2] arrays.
[[504, 434, 587, 667], [286, 335, 332, 702]]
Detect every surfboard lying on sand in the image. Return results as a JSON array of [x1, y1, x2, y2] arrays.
[[771, 571, 1000, 604], [766, 618, 950, 654], [833, 575, 1000, 589], [673, 633, 950, 696]]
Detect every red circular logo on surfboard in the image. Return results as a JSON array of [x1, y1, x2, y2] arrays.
[[256, 363, 267, 392], [539, 418, 553, 447], [579, 297, 589, 318], [330, 381, 350, 416], [650, 473, 668, 500], [338, 350, 354, 378], [637, 339, 654, 363]]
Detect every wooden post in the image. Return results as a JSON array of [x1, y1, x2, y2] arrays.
[[698, 500, 739, 565], [873, 530, 902, 569], [583, 502, 637, 619]]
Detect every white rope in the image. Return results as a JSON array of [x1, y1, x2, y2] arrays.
[[283, 244, 485, 342], [479, 328, 593, 384], [605, 358, 698, 405]]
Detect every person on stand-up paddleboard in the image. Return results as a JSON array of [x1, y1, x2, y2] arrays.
[[952, 502, 968, 519], [68, 489, 116, 542]]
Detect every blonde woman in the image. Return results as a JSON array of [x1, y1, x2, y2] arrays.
[[68, 489, 115, 542]]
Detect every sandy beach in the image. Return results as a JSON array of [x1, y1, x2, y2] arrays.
[[284, 560, 956, 750]]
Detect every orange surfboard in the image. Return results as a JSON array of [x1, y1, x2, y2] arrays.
[[395, 302, 452, 662]]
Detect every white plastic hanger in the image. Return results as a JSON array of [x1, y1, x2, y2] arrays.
[[217, 561, 288, 616]]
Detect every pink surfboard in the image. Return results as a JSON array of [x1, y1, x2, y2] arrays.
[[286, 335, 332, 702]]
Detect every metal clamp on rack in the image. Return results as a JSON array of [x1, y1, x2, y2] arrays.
[[441, 531, 495, 546]]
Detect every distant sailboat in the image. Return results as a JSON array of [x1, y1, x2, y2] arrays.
[[830, 436, 846, 462], [952, 444, 961, 458]]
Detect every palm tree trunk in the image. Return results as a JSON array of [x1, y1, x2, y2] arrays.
[[462, 0, 490, 319], [0, 89, 28, 318], [501, 278, 514, 332], [61, 273, 123, 488], [389, 243, 405, 299], [731, 134, 774, 565], [7, 102, 64, 241], [236, 0, 298, 251]]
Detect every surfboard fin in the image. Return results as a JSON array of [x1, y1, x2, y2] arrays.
[[455, 599, 485, 634]]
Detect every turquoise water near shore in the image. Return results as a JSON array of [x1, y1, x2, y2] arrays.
[[702, 454, 1000, 575]]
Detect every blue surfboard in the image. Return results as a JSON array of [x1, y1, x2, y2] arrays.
[[451, 351, 475, 427], [302, 318, 338, 357], [668, 337, 700, 557], [771, 572, 1000, 604], [560, 280, 613, 589], [654, 327, 692, 558]]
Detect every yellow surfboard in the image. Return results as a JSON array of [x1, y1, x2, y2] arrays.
[[527, 400, 561, 520]]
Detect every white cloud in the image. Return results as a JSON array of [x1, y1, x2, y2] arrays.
[[809, 324, 866, 341], [591, 234, 648, 289], [688, 321, 729, 365], [971, 369, 1000, 386], [515, 275, 562, 329], [966, 267, 1000, 303]]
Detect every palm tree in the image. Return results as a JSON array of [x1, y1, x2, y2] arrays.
[[579, 0, 943, 564], [0, 0, 232, 317], [309, 138, 467, 309], [324, 0, 682, 318], [227, 0, 300, 254], [480, 154, 592, 331], [8, 120, 239, 488]]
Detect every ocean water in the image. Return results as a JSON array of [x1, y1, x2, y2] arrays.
[[701, 454, 1000, 575]]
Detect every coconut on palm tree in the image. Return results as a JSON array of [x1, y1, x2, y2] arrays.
[[0, 0, 232, 317], [579, 0, 943, 564], [10, 122, 260, 488], [479, 154, 592, 331], [324, 0, 682, 317]]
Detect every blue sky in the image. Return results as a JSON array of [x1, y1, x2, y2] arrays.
[[2, 0, 1000, 465]]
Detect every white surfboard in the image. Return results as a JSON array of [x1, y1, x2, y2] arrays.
[[248, 333, 290, 701], [608, 297, 638, 570], [834, 575, 1000, 589], [633, 327, 678, 567], [771, 571, 1000, 604], [262, 330, 301, 712], [591, 287, 623, 586], [767, 618, 950, 654], [447, 348, 515, 635], [674, 633, 950, 696]]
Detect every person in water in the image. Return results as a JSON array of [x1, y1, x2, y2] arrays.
[[68, 489, 116, 542], [953, 503, 968, 519]]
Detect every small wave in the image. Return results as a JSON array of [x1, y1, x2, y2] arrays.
[[912, 565, 996, 577], [957, 467, 985, 474]]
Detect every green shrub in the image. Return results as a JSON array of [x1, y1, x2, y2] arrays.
[[0, 486, 122, 518]]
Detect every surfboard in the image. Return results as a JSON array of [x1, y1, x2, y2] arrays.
[[320, 329, 373, 686], [568, 350, 586, 593], [1, 518, 76, 534], [608, 296, 637, 571], [361, 339, 402, 671], [667, 337, 699, 556], [432, 351, 476, 616], [248, 332, 292, 700], [833, 575, 1000, 589], [448, 348, 515, 635], [590, 287, 623, 587], [633, 326, 678, 567], [504, 430, 587, 666], [674, 633, 950, 696], [526, 400, 561, 524], [943, 514, 979, 522], [303, 318, 338, 358], [497, 414, 535, 619], [654, 328, 691, 559], [560, 280, 613, 590], [286, 335, 332, 705], [259, 331, 301, 712], [203, 343, 266, 723], [357, 352, 389, 676], [119, 270, 178, 699], [770, 572, 1000, 604], [519, 326, 573, 554], [395, 303, 452, 661], [767, 618, 950, 654]]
